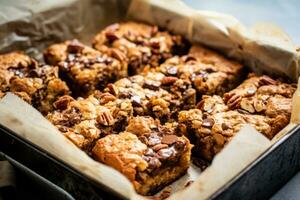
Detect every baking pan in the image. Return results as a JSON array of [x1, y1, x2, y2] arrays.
[[0, 0, 300, 199], [0, 124, 123, 200], [0, 152, 75, 200], [0, 123, 299, 200]]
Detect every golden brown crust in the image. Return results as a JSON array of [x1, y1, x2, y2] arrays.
[[92, 116, 192, 195], [44, 40, 127, 96], [179, 74, 296, 161], [153, 44, 245, 96], [103, 73, 196, 123], [47, 92, 134, 151], [92, 21, 189, 75], [0, 52, 70, 114]]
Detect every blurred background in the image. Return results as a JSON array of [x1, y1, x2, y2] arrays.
[[184, 0, 300, 45]]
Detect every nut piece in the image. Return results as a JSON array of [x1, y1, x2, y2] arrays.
[[111, 48, 127, 61], [240, 99, 255, 113], [98, 92, 116, 104], [107, 83, 118, 96], [152, 144, 169, 151], [161, 76, 178, 85], [259, 75, 277, 85], [97, 110, 114, 126], [53, 95, 74, 110], [226, 93, 242, 109], [161, 135, 178, 145], [253, 99, 265, 112]]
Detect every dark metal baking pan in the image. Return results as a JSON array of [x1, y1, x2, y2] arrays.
[[1, 121, 300, 199], [0, 152, 75, 200], [0, 124, 124, 200]]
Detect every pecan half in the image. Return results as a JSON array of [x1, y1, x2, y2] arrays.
[[161, 76, 178, 85], [259, 75, 277, 85], [107, 83, 118, 96], [225, 93, 242, 109], [202, 118, 215, 128], [97, 111, 114, 126], [99, 92, 116, 104], [53, 95, 74, 110], [111, 48, 127, 61]]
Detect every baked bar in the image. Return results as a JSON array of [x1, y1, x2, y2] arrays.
[[92, 21, 188, 75], [47, 92, 133, 152], [155, 45, 244, 97], [0, 52, 70, 114], [178, 74, 296, 161], [103, 72, 196, 123], [92, 116, 192, 195], [44, 40, 127, 96]]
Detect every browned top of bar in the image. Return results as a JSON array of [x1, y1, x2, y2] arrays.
[[104, 72, 196, 122], [92, 21, 188, 74], [47, 93, 133, 151], [152, 45, 244, 96], [0, 52, 70, 113], [92, 116, 190, 182], [44, 40, 127, 96], [179, 74, 296, 160]]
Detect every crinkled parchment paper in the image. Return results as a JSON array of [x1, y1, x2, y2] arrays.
[[0, 0, 300, 199]]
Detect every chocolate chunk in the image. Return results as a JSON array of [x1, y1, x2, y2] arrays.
[[67, 113, 81, 126], [183, 56, 196, 63], [157, 148, 174, 160], [144, 148, 155, 156], [67, 40, 84, 54], [202, 118, 215, 128], [143, 80, 160, 91], [166, 66, 178, 76], [205, 67, 216, 73], [147, 134, 161, 146], [131, 95, 142, 107], [184, 180, 194, 188], [221, 123, 230, 130], [58, 126, 68, 132], [105, 31, 119, 42], [196, 100, 205, 109], [161, 135, 178, 145], [150, 39, 160, 49], [148, 157, 161, 169]]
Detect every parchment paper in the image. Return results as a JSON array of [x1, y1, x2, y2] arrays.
[[0, 0, 300, 199]]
